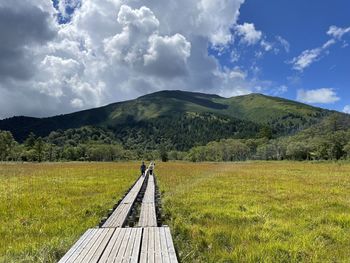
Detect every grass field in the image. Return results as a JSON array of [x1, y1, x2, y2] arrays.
[[156, 162, 350, 262], [1, 161, 350, 262], [0, 162, 138, 263]]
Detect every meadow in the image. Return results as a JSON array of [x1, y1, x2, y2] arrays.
[[0, 162, 138, 262], [156, 162, 350, 262], [1, 161, 350, 262]]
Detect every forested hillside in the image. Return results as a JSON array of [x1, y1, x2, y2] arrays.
[[0, 90, 349, 162]]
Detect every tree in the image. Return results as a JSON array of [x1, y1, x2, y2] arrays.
[[344, 143, 350, 159], [286, 142, 311, 160], [258, 126, 273, 139], [24, 132, 36, 149], [0, 131, 16, 161], [34, 137, 45, 162], [159, 144, 168, 162]]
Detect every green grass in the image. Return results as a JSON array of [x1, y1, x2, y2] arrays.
[[0, 162, 138, 262], [156, 161, 350, 262], [2, 161, 350, 262]]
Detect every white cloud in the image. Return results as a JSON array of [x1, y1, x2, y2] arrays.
[[104, 5, 191, 78], [235, 23, 262, 45], [276, 36, 290, 53], [230, 49, 240, 62], [343, 105, 350, 114], [327, 25, 350, 39], [290, 25, 350, 72], [272, 85, 288, 96], [1, 0, 257, 118], [290, 48, 323, 71], [71, 98, 84, 108], [260, 40, 273, 51], [297, 88, 340, 104], [290, 39, 337, 72], [144, 34, 191, 77]]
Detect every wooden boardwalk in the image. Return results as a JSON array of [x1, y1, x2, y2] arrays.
[[102, 175, 146, 228], [59, 165, 178, 263], [138, 174, 157, 227], [58, 227, 177, 263]]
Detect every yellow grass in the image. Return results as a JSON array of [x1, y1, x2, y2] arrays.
[[1, 161, 350, 262], [0, 162, 138, 262], [156, 161, 350, 262]]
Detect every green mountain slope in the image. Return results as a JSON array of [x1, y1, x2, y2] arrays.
[[0, 90, 347, 150]]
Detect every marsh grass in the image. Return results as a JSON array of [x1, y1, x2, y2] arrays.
[[0, 162, 138, 262], [156, 161, 350, 262], [2, 161, 350, 262]]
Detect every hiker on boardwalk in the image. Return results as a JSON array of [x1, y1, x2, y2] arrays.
[[140, 161, 146, 176], [149, 161, 155, 175]]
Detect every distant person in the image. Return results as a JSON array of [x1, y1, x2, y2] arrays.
[[149, 161, 155, 175], [140, 161, 146, 176]]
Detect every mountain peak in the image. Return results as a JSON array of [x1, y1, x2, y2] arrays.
[[138, 90, 223, 100], [1, 89, 346, 142]]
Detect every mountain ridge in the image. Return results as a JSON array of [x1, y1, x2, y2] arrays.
[[0, 90, 348, 149]]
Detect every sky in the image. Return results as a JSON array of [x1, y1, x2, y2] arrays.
[[0, 0, 349, 119]]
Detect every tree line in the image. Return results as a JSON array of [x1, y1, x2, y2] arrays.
[[0, 115, 349, 162]]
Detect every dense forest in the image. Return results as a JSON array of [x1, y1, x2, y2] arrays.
[[1, 113, 349, 162]]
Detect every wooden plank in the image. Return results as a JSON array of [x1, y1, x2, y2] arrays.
[[130, 228, 143, 263], [98, 228, 122, 263], [58, 229, 95, 263], [65, 229, 100, 263], [122, 228, 142, 262], [148, 227, 155, 263], [115, 228, 132, 262], [103, 203, 130, 227], [87, 228, 115, 263], [140, 227, 149, 263], [68, 228, 104, 263], [122, 228, 137, 263], [164, 227, 178, 263], [160, 227, 171, 263], [104, 228, 127, 263], [154, 228, 162, 263], [103, 175, 146, 228]]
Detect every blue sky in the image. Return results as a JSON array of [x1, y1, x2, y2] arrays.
[[211, 0, 350, 112], [0, 0, 349, 118]]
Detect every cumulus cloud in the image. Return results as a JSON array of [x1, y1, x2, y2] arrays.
[[297, 88, 340, 104], [143, 34, 191, 77], [104, 5, 191, 78], [0, 0, 256, 119], [235, 23, 262, 45], [0, 0, 57, 80], [343, 105, 350, 114]]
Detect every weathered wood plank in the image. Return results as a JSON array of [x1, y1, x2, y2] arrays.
[[87, 228, 115, 263], [140, 227, 149, 263], [103, 175, 146, 228], [58, 228, 95, 263], [148, 227, 155, 263], [115, 228, 132, 262], [164, 227, 178, 263], [130, 228, 143, 263], [160, 227, 171, 263], [98, 228, 123, 263], [70, 228, 105, 263], [154, 227, 162, 262], [105, 228, 128, 263]]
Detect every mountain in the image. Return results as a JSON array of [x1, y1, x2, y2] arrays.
[[0, 90, 347, 150]]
